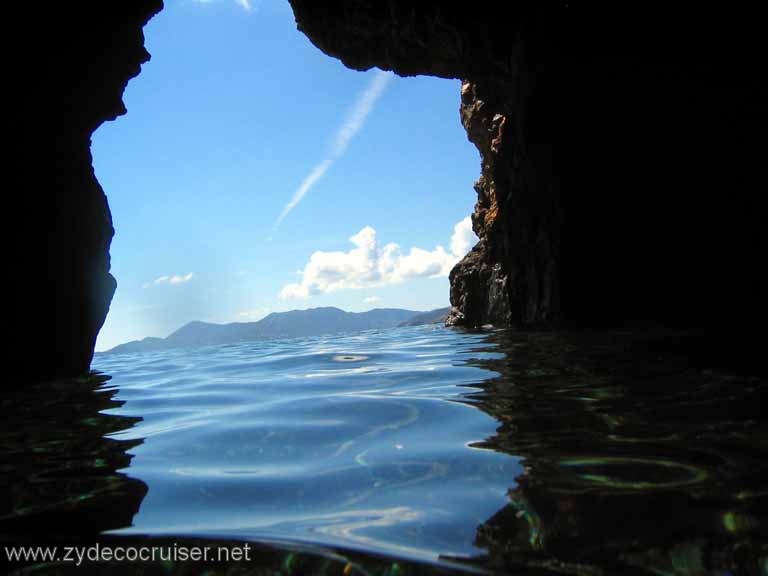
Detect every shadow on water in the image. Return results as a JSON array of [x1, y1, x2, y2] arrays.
[[2, 331, 767, 575], [0, 374, 147, 537], [447, 331, 768, 575]]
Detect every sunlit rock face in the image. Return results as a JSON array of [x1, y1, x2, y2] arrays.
[[289, 2, 765, 351], [449, 75, 559, 328], [14, 1, 162, 382]]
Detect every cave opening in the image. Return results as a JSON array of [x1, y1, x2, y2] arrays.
[[13, 1, 765, 380], [9, 2, 768, 572], [91, 0, 479, 353]]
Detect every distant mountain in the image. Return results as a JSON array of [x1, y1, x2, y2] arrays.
[[398, 307, 451, 326], [101, 336, 171, 355], [100, 307, 431, 355]]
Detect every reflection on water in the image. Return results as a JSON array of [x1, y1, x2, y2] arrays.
[[0, 375, 146, 537], [2, 327, 766, 575], [458, 332, 768, 575]]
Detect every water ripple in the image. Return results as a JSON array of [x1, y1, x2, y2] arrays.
[[94, 325, 519, 563]]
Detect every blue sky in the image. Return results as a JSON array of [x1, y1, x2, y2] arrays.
[[93, 0, 479, 350]]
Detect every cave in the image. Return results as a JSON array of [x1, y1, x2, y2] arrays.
[[13, 2, 765, 384]]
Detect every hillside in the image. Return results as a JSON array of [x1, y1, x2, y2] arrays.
[[398, 307, 451, 327], [101, 307, 428, 355]]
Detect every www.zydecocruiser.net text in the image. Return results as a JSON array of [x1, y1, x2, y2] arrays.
[[6, 543, 253, 566]]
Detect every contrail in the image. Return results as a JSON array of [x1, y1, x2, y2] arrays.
[[274, 70, 394, 229]]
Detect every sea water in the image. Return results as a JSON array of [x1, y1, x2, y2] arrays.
[[4, 326, 766, 574]]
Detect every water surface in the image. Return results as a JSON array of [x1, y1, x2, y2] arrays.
[[3, 326, 766, 574], [96, 326, 516, 563]]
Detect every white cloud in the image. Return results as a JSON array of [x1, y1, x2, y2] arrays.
[[143, 272, 194, 289], [363, 296, 382, 304], [274, 70, 394, 229], [329, 70, 392, 158], [275, 159, 333, 228], [450, 216, 476, 260], [191, 0, 256, 12], [280, 217, 477, 300]]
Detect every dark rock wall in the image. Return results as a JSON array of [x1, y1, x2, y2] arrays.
[[290, 2, 765, 354], [558, 7, 765, 336], [449, 69, 560, 329], [14, 1, 162, 382]]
